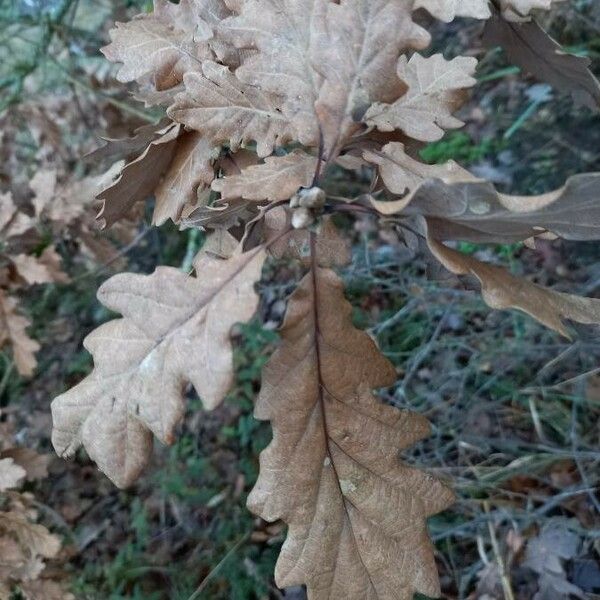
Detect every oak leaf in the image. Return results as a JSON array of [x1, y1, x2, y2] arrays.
[[0, 448, 51, 482], [364, 142, 477, 210], [0, 291, 40, 377], [29, 170, 58, 218], [415, 0, 491, 22], [311, 0, 431, 156], [153, 131, 218, 225], [168, 60, 295, 158], [101, 0, 218, 91], [0, 512, 61, 562], [369, 164, 600, 244], [211, 151, 317, 202], [0, 458, 26, 491], [51, 248, 265, 487], [11, 247, 69, 286], [500, 0, 565, 21], [249, 265, 454, 599], [365, 54, 478, 142], [264, 210, 351, 268], [427, 235, 600, 337], [97, 123, 181, 228], [482, 9, 600, 110], [219, 0, 327, 146]]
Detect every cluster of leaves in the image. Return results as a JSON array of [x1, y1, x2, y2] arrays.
[[0, 166, 141, 378], [0, 420, 72, 600], [49, 0, 600, 598]]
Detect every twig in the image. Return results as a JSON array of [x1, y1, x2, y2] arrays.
[[0, 358, 15, 400], [187, 531, 251, 600], [484, 501, 515, 600]]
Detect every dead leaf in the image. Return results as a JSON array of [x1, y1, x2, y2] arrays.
[[97, 124, 181, 228], [364, 142, 477, 211], [372, 173, 600, 244], [11, 247, 68, 286], [0, 291, 40, 377], [482, 9, 600, 110], [19, 580, 75, 600], [29, 170, 57, 218], [415, 0, 491, 22], [500, 0, 566, 21], [0, 449, 50, 481], [365, 53, 478, 142], [0, 458, 26, 491], [212, 151, 317, 202], [427, 234, 600, 337], [524, 519, 586, 600], [312, 0, 431, 156], [168, 60, 296, 158], [249, 265, 454, 599], [265, 209, 351, 268], [101, 0, 216, 90], [153, 131, 218, 225], [51, 248, 266, 487], [0, 512, 61, 560]]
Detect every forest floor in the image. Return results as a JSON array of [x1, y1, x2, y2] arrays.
[[1, 1, 600, 599]]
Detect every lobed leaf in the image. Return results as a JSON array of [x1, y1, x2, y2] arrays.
[[212, 151, 317, 202], [482, 8, 600, 110], [250, 264, 454, 600], [365, 53, 478, 142], [0, 291, 40, 377], [51, 249, 265, 487], [415, 0, 491, 22], [427, 234, 600, 337], [168, 61, 296, 158]]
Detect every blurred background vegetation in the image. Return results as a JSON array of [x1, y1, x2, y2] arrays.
[[1, 1, 600, 599]]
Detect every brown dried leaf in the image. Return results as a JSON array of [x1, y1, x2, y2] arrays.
[[0, 458, 26, 491], [97, 124, 180, 228], [249, 265, 454, 599], [153, 131, 218, 225], [364, 142, 477, 209], [313, 0, 430, 156], [219, 0, 326, 146], [0, 292, 40, 377], [0, 536, 26, 580], [482, 9, 600, 110], [500, 0, 565, 21], [101, 0, 218, 90], [265, 209, 351, 268], [365, 53, 477, 142], [168, 61, 295, 158], [0, 449, 50, 482], [29, 170, 57, 218], [11, 247, 68, 286], [427, 234, 600, 337], [19, 580, 75, 600], [212, 151, 316, 202], [85, 119, 172, 165], [0, 512, 61, 559], [372, 172, 600, 244], [51, 249, 266, 487], [415, 0, 491, 22]]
